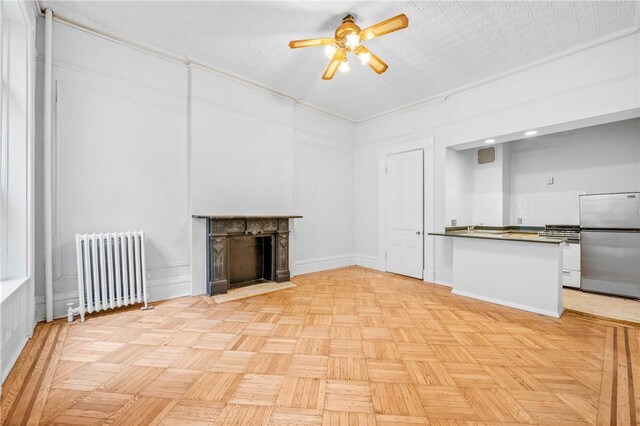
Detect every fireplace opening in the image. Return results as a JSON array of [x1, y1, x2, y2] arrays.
[[228, 235, 274, 289]]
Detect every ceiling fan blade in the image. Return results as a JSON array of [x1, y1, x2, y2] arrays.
[[358, 46, 388, 74], [289, 38, 335, 49], [359, 14, 409, 40], [322, 50, 346, 80]]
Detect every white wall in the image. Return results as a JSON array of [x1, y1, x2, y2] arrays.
[[354, 33, 640, 286], [292, 106, 354, 274], [509, 118, 640, 225], [447, 143, 512, 227], [444, 148, 472, 227], [37, 19, 355, 319], [470, 144, 509, 227], [190, 67, 294, 216]]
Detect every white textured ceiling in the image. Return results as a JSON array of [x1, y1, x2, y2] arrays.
[[40, 1, 640, 121]]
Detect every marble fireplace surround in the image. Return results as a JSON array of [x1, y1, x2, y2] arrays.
[[192, 215, 302, 295]]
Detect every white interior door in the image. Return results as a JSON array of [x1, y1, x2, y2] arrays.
[[385, 150, 424, 279]]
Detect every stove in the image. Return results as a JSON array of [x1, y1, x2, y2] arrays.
[[538, 225, 580, 242]]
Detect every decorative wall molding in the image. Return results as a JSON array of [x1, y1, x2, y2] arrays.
[[56, 75, 186, 114], [191, 95, 292, 129], [50, 75, 189, 292], [294, 129, 354, 154]]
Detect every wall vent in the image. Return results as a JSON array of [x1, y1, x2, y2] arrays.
[[477, 146, 495, 164]]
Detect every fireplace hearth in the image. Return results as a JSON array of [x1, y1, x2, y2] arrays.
[[193, 215, 302, 295]]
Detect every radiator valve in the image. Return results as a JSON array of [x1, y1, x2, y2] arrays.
[[66, 302, 81, 323]]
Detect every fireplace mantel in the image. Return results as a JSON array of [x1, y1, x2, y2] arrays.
[[194, 215, 302, 295], [193, 215, 303, 219]]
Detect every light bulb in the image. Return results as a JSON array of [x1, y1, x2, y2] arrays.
[[324, 44, 337, 59], [338, 61, 350, 73], [358, 51, 370, 65], [345, 32, 360, 50]]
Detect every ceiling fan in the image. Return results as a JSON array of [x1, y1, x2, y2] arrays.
[[289, 13, 409, 80]]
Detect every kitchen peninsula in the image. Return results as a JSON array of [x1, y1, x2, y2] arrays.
[[431, 228, 567, 317]]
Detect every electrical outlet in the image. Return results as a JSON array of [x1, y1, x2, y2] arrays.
[[517, 218, 523, 225], [546, 176, 554, 185], [451, 219, 457, 226]]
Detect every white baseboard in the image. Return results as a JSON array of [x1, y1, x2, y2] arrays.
[[451, 289, 563, 318], [433, 280, 453, 287], [423, 269, 435, 283], [292, 254, 356, 276], [35, 275, 192, 321], [354, 254, 383, 271]]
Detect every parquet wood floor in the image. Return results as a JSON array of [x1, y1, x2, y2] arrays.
[[2, 266, 638, 425]]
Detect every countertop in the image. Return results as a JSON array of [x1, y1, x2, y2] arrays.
[[429, 230, 567, 244]]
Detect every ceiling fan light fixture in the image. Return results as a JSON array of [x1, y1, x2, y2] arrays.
[[324, 44, 337, 59], [358, 51, 371, 65], [345, 32, 360, 50], [289, 13, 408, 80]]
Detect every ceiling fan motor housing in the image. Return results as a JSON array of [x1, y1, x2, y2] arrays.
[[335, 14, 360, 48]]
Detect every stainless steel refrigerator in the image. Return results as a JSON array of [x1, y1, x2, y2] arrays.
[[580, 192, 640, 299]]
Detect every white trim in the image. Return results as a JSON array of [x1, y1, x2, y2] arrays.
[[294, 129, 353, 154], [43, 8, 53, 322], [377, 138, 435, 281], [423, 269, 435, 283], [451, 289, 563, 318], [354, 254, 382, 271], [0, 276, 29, 304], [292, 254, 356, 276], [17, 1, 38, 31], [35, 275, 192, 321]]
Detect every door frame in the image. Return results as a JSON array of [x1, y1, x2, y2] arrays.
[[378, 137, 435, 282]]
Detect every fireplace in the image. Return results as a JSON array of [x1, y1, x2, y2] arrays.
[[193, 215, 302, 295], [229, 235, 273, 288]]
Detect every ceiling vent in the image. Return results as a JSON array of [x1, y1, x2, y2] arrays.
[[477, 146, 495, 164]]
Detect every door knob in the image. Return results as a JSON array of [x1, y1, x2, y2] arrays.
[[416, 231, 421, 235]]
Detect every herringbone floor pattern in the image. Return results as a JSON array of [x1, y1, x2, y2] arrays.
[[1, 266, 638, 425]]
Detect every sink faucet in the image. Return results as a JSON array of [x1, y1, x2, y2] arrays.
[[467, 225, 475, 232]]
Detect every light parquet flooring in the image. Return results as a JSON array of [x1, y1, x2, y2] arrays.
[[2, 266, 639, 425]]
